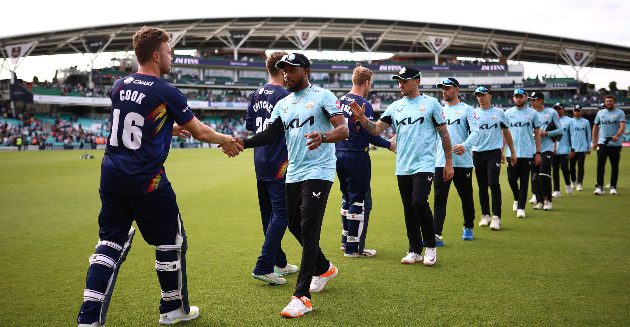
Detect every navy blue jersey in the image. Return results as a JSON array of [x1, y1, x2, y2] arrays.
[[335, 93, 391, 152], [100, 73, 194, 195], [245, 83, 290, 181]]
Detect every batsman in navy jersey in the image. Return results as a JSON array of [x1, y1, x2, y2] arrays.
[[77, 27, 241, 327], [245, 51, 299, 284], [336, 66, 393, 257]]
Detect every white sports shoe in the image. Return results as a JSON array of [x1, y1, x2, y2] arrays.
[[533, 202, 543, 210], [576, 183, 583, 191], [78, 323, 101, 327], [593, 187, 604, 195], [479, 215, 491, 227], [159, 306, 200, 325], [252, 272, 286, 285], [512, 201, 518, 212], [423, 247, 437, 266], [280, 296, 312, 318], [344, 248, 377, 257], [490, 216, 501, 231], [570, 181, 576, 188], [400, 252, 423, 264], [543, 200, 553, 211], [516, 209, 526, 218], [566, 184, 573, 195], [309, 263, 338, 293], [552, 191, 561, 198], [529, 194, 537, 204], [274, 263, 299, 276], [610, 188, 618, 195]]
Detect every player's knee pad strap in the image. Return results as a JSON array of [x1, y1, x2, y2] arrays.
[[347, 213, 365, 222], [342, 229, 348, 236], [89, 254, 117, 269], [155, 260, 181, 272], [83, 289, 105, 302]]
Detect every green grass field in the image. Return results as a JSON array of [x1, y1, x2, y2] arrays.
[[1, 149, 629, 326]]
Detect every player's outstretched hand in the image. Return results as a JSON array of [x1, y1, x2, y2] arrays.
[[534, 153, 541, 166], [452, 144, 465, 155], [305, 132, 323, 150], [219, 136, 243, 157], [349, 101, 366, 119], [172, 124, 192, 138]]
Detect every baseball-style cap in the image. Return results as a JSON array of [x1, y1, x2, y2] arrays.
[[553, 103, 565, 109], [391, 67, 422, 80], [573, 104, 582, 111], [513, 88, 527, 96], [436, 77, 460, 88], [528, 91, 545, 100], [474, 86, 491, 96], [275, 53, 310, 69]]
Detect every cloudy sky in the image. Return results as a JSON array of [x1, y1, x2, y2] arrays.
[[1, 0, 629, 88]]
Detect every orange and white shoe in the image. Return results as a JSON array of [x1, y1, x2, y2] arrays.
[[309, 263, 338, 293], [280, 296, 312, 318]]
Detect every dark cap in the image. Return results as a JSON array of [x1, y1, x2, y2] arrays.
[[553, 103, 565, 110], [474, 86, 491, 96], [528, 91, 545, 100], [573, 104, 582, 111], [275, 53, 310, 69], [392, 67, 422, 80], [513, 88, 527, 96], [437, 77, 460, 88]]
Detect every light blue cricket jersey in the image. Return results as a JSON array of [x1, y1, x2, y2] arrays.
[[381, 94, 445, 175], [435, 102, 477, 168], [594, 108, 626, 146], [471, 107, 508, 152], [569, 117, 591, 152], [270, 84, 343, 183], [504, 106, 541, 158], [536, 107, 563, 153], [556, 116, 572, 155]]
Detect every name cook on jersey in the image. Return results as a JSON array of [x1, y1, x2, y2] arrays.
[[117, 76, 155, 105]]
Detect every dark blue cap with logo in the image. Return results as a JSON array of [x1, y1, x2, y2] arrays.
[[553, 102, 565, 109], [513, 88, 527, 96], [437, 77, 460, 88], [391, 67, 422, 80], [474, 86, 491, 96], [276, 53, 310, 69], [528, 91, 545, 100], [573, 104, 582, 111]]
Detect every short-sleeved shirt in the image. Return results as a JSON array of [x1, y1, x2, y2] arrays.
[[504, 106, 541, 158], [270, 85, 343, 183], [245, 83, 289, 181], [435, 102, 476, 168], [556, 116, 572, 155], [380, 94, 445, 175], [569, 117, 592, 152], [101, 73, 194, 195], [471, 107, 508, 152], [535, 107, 563, 153], [594, 108, 626, 146]]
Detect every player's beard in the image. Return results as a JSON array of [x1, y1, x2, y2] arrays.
[[287, 75, 306, 92]]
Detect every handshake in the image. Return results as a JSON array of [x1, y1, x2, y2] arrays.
[[219, 136, 244, 157]]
